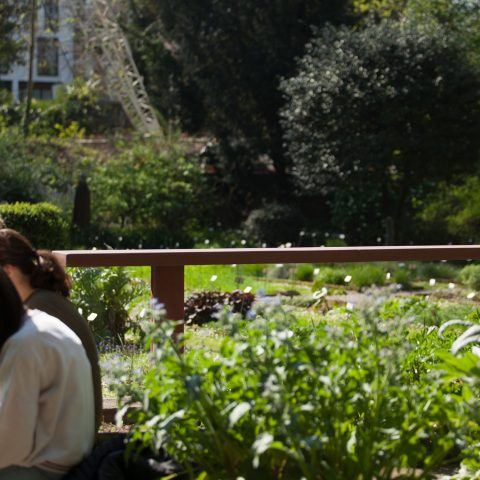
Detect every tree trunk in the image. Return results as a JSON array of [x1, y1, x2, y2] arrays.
[[23, 0, 36, 137]]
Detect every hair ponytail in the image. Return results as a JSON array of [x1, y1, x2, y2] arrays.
[[30, 250, 71, 297], [0, 229, 71, 297]]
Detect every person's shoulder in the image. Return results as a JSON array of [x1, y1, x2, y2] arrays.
[[17, 310, 83, 348], [27, 289, 83, 319]]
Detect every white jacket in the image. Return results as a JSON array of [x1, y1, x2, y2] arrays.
[[0, 309, 95, 474]]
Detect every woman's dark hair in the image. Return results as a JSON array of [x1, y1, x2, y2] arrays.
[[0, 229, 71, 297], [0, 268, 24, 350]]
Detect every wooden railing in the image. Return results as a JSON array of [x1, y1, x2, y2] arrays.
[[53, 246, 480, 332]]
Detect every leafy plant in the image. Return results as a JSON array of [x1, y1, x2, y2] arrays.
[[69, 267, 146, 342], [184, 291, 255, 325], [295, 264, 314, 282], [115, 302, 462, 479], [460, 265, 480, 290]]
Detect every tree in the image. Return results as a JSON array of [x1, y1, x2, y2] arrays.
[[281, 20, 480, 244], [124, 0, 351, 182], [0, 1, 25, 74]]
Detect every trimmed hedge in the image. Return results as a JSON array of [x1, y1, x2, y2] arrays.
[[0, 202, 68, 249]]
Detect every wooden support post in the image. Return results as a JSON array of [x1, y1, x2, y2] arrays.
[[151, 265, 185, 340]]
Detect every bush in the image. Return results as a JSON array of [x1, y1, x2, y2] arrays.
[[244, 202, 306, 246], [184, 290, 255, 325], [281, 19, 480, 244], [417, 262, 459, 281], [90, 138, 207, 248], [417, 177, 480, 244], [351, 264, 386, 289], [69, 267, 146, 342], [392, 268, 414, 289], [460, 265, 480, 290], [295, 264, 314, 282], [0, 202, 68, 249], [118, 303, 461, 479], [312, 266, 348, 288]]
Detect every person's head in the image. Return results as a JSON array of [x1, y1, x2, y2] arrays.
[[0, 229, 71, 297], [0, 267, 24, 349]]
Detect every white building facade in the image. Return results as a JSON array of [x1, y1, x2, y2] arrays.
[[0, 0, 75, 101]]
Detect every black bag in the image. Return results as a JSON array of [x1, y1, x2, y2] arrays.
[[65, 435, 186, 480]]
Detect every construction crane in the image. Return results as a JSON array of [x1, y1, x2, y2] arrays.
[[65, 0, 163, 136]]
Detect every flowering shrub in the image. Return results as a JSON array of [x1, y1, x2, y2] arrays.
[[112, 300, 468, 479], [184, 290, 255, 325]]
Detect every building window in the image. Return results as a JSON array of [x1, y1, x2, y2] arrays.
[[37, 37, 59, 76], [19, 81, 55, 100], [44, 0, 59, 32], [0, 81, 12, 94]]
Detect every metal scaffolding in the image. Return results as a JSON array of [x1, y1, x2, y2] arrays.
[[66, 0, 162, 136]]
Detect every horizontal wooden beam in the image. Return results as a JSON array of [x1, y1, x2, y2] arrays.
[[53, 246, 480, 268]]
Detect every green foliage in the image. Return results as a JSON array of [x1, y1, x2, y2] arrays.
[[116, 303, 461, 479], [313, 264, 387, 290], [243, 202, 305, 246], [417, 262, 459, 281], [418, 177, 480, 243], [392, 267, 414, 288], [184, 291, 255, 326], [69, 267, 146, 342], [89, 137, 206, 248], [0, 202, 68, 249], [0, 130, 86, 207], [0, 1, 25, 73], [295, 264, 314, 282], [312, 266, 348, 287], [435, 318, 480, 475], [351, 264, 386, 288], [127, 0, 351, 184], [380, 296, 476, 328], [460, 265, 480, 291], [281, 19, 480, 244]]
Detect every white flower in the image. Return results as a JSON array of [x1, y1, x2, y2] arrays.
[[467, 292, 476, 299], [472, 346, 480, 357], [244, 286, 252, 293], [344, 275, 352, 283], [241, 239, 247, 245], [313, 268, 320, 276], [313, 287, 328, 299], [346, 302, 354, 311], [386, 272, 391, 280], [210, 275, 218, 282], [285, 242, 292, 248], [276, 263, 284, 268], [87, 313, 98, 322], [429, 278, 436, 286], [448, 283, 455, 290], [204, 239, 210, 245], [78, 308, 83, 315], [231, 264, 237, 267], [339, 234, 346, 240]]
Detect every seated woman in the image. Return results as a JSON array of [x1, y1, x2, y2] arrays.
[[0, 268, 94, 479], [0, 229, 102, 432]]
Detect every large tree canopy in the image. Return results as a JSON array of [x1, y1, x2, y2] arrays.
[[281, 20, 480, 244], [125, 0, 351, 178], [0, 1, 24, 75]]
